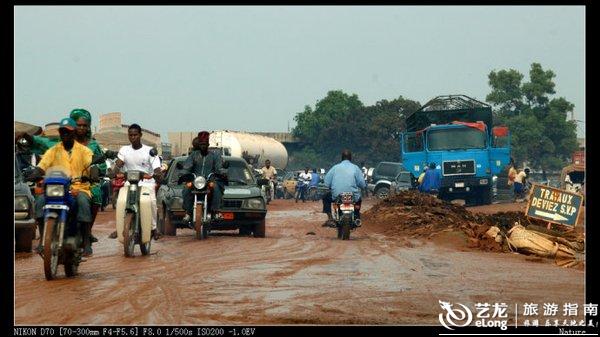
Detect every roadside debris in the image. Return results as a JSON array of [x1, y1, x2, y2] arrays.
[[363, 191, 585, 268]]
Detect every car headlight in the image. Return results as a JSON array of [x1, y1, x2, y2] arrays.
[[243, 198, 264, 210], [492, 176, 498, 182], [194, 176, 207, 189], [46, 184, 65, 197], [479, 179, 489, 185], [15, 196, 29, 212]]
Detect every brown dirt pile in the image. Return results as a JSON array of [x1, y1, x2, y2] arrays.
[[362, 191, 551, 252]]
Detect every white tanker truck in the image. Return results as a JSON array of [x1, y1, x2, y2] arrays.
[[208, 130, 289, 170]]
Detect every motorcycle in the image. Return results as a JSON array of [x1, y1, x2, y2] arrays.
[[330, 192, 361, 240], [115, 148, 159, 257], [29, 154, 106, 280], [260, 178, 274, 204], [177, 161, 230, 240], [295, 178, 309, 203]]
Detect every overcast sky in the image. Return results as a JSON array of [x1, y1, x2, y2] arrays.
[[14, 6, 585, 141]]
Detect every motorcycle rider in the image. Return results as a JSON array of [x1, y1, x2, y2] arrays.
[[321, 149, 366, 227], [27, 118, 94, 256], [181, 131, 224, 224], [260, 159, 277, 201], [70, 109, 108, 245], [296, 167, 312, 203], [112, 124, 162, 240]]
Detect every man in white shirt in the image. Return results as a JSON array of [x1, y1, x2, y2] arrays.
[[114, 124, 162, 240], [297, 167, 312, 202]]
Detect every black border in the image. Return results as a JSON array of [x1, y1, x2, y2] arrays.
[[8, 2, 594, 337]]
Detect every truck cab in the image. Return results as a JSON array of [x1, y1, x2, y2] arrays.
[[401, 95, 511, 205]]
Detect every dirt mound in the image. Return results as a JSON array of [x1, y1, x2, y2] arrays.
[[362, 191, 551, 253], [363, 191, 477, 237]]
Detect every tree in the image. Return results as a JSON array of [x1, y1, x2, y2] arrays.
[[486, 63, 578, 172], [291, 91, 420, 168]]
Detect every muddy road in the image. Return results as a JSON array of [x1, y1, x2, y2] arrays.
[[14, 199, 584, 325]]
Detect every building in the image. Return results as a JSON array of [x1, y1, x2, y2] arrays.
[[93, 112, 162, 152]]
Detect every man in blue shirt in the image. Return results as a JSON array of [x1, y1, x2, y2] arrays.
[[321, 149, 366, 227], [419, 162, 441, 194], [309, 168, 320, 187]]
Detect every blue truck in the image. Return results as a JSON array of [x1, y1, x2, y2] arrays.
[[400, 95, 511, 205]]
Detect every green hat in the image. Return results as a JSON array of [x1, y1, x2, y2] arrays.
[[70, 108, 91, 123], [59, 117, 77, 131]]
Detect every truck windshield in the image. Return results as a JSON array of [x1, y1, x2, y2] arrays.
[[427, 128, 486, 151]]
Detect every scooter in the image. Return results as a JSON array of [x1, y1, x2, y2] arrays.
[[115, 149, 158, 257]]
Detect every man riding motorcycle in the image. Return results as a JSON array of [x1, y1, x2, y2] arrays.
[[181, 131, 225, 224], [260, 159, 277, 202], [16, 108, 108, 248], [113, 124, 162, 241], [26, 118, 95, 256], [321, 149, 366, 227]]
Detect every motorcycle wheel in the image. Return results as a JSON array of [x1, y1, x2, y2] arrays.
[[140, 239, 151, 256], [194, 203, 204, 240], [337, 225, 343, 239], [341, 215, 351, 240], [64, 250, 79, 277], [123, 212, 136, 257], [43, 218, 60, 281]]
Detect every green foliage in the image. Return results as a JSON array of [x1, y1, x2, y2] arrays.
[[291, 90, 419, 168], [486, 63, 578, 171]]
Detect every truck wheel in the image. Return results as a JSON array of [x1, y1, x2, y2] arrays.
[[253, 220, 266, 238], [163, 207, 176, 236], [375, 186, 390, 199], [479, 186, 493, 205], [15, 228, 34, 252]]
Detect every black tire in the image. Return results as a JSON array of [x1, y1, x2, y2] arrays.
[[43, 218, 59, 281], [64, 251, 79, 277], [163, 207, 176, 236], [375, 186, 390, 200], [341, 215, 351, 240], [140, 240, 151, 256], [337, 226, 342, 239], [253, 219, 266, 238], [15, 228, 34, 252], [194, 203, 204, 240], [479, 186, 493, 205], [240, 226, 252, 236], [123, 212, 136, 257]]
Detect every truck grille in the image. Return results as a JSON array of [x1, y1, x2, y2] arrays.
[[222, 200, 243, 208], [443, 160, 475, 176]]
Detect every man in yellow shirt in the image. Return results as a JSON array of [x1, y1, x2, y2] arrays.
[[31, 117, 94, 255]]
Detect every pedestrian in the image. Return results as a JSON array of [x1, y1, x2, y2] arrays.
[[513, 167, 528, 201], [418, 162, 441, 195], [360, 162, 369, 197]]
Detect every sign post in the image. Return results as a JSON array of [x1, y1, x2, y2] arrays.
[[525, 184, 583, 227]]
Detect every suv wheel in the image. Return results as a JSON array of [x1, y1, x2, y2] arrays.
[[375, 186, 390, 199]]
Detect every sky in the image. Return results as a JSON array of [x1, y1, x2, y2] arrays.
[[14, 6, 586, 141]]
